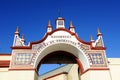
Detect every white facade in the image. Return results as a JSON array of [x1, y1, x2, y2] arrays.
[[0, 17, 120, 80]]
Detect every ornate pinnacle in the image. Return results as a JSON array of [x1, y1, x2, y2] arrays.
[[15, 26, 20, 35], [90, 35, 94, 42], [21, 34, 25, 42], [97, 28, 102, 37], [97, 28, 102, 35], [70, 21, 73, 28], [15, 27, 19, 35], [48, 20, 51, 27]]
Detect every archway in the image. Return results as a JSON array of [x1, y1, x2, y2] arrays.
[[34, 43, 90, 79], [38, 51, 77, 75], [38, 51, 83, 80]]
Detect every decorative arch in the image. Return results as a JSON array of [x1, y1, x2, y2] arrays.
[[34, 43, 90, 74]]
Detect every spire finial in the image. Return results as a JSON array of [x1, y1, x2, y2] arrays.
[[47, 20, 52, 32], [70, 21, 73, 27], [21, 34, 26, 45], [69, 21, 75, 33], [97, 28, 102, 36], [48, 20, 51, 27], [15, 26, 19, 35], [90, 35, 94, 42], [97, 28, 102, 34], [21, 34, 25, 42]]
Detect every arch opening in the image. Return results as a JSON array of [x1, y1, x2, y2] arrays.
[[40, 51, 76, 64], [34, 43, 90, 70], [37, 51, 83, 78], [34, 43, 90, 79]]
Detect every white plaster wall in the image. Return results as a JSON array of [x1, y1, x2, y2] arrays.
[[0, 68, 9, 71], [0, 70, 36, 80], [81, 71, 90, 80], [68, 64, 79, 80], [108, 58, 120, 80], [89, 70, 111, 80], [0, 71, 9, 80], [109, 65, 120, 80], [81, 70, 111, 80], [0, 56, 11, 60]]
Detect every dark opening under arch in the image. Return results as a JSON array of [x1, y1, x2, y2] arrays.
[[37, 50, 84, 74]]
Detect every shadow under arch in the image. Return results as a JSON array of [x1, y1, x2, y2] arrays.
[[34, 43, 90, 74], [38, 51, 84, 75]]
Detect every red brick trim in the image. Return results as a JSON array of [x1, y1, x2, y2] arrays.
[[90, 42, 106, 50], [97, 34, 102, 37], [91, 47, 106, 50], [0, 60, 10, 67], [81, 67, 110, 75], [76, 58, 84, 74], [11, 46, 31, 49], [43, 72, 68, 80], [0, 54, 11, 56]]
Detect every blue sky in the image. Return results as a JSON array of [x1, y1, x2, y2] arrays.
[[0, 0, 120, 75]]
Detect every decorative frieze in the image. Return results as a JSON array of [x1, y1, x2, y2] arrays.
[[89, 53, 104, 64], [51, 35, 71, 38], [32, 39, 90, 53], [15, 53, 33, 65], [31, 39, 91, 65]]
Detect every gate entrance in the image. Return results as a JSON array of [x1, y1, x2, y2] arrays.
[[38, 51, 82, 80], [7, 17, 109, 80]]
